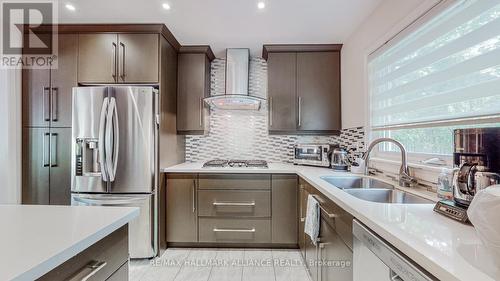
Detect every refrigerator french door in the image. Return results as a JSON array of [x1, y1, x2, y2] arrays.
[[71, 86, 158, 258]]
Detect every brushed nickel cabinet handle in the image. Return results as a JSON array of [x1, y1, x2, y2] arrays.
[[43, 87, 50, 121], [199, 98, 203, 127], [213, 228, 256, 233], [192, 179, 196, 213], [119, 42, 125, 79], [213, 202, 256, 207], [111, 42, 117, 79], [42, 132, 50, 167], [51, 87, 58, 121], [50, 133, 58, 167], [298, 96, 302, 127], [269, 97, 273, 127], [68, 261, 107, 281]]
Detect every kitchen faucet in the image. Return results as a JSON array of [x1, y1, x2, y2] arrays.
[[363, 138, 418, 187]]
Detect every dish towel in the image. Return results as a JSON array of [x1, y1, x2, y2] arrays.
[[304, 194, 320, 245]]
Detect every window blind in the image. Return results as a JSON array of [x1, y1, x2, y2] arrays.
[[369, 0, 500, 130]]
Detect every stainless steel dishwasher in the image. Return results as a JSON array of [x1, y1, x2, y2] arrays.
[[352, 219, 438, 281]]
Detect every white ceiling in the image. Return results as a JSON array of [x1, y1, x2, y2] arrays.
[[58, 0, 383, 57]]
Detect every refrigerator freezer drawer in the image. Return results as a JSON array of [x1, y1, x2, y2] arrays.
[[71, 193, 155, 258]]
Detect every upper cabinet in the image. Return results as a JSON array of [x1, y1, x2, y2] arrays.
[[78, 33, 159, 84], [23, 34, 77, 127], [176, 46, 215, 134], [263, 45, 342, 134]]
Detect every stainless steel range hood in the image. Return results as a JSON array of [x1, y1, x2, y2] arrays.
[[204, 48, 265, 110]]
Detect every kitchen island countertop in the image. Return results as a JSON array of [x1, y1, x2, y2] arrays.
[[0, 205, 138, 281], [163, 162, 500, 281]]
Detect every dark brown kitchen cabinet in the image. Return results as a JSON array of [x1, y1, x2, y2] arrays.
[[78, 33, 159, 84], [166, 174, 198, 243], [177, 46, 214, 134], [78, 33, 117, 83], [22, 128, 50, 205], [117, 34, 159, 83], [267, 53, 297, 132], [297, 52, 341, 131], [263, 45, 342, 134], [22, 127, 71, 205], [48, 128, 72, 205], [23, 34, 77, 127], [39, 225, 128, 281], [298, 177, 354, 281], [271, 174, 298, 244]]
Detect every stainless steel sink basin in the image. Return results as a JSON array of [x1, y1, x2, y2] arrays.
[[321, 176, 432, 204], [344, 189, 432, 204], [321, 176, 394, 189]]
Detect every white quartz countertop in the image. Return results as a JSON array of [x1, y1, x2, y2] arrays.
[[0, 205, 139, 281], [163, 162, 500, 281]]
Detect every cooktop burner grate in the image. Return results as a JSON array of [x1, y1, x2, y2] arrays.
[[202, 159, 268, 168]]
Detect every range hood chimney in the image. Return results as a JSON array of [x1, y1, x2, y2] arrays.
[[204, 48, 264, 110]]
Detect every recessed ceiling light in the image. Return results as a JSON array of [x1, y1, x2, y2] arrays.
[[162, 3, 171, 10], [257, 1, 265, 9], [65, 3, 76, 11]]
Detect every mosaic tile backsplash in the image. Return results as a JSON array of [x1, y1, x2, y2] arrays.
[[185, 57, 365, 163]]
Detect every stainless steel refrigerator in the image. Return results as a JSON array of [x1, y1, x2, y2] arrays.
[[70, 86, 158, 259]]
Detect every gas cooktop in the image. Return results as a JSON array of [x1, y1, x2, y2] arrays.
[[202, 159, 268, 168]]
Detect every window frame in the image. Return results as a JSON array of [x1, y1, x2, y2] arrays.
[[361, 0, 500, 181]]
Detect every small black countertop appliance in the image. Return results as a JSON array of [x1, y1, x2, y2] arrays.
[[434, 128, 500, 223]]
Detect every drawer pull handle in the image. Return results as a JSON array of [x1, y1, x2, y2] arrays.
[[68, 261, 107, 281], [213, 202, 256, 207], [312, 195, 338, 218], [213, 228, 256, 233]]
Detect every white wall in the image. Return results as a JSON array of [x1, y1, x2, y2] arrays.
[[341, 0, 440, 129], [0, 68, 22, 204]]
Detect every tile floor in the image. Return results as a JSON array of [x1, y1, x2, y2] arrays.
[[130, 248, 312, 281]]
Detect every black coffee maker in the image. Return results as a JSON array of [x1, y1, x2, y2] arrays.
[[434, 128, 500, 223], [452, 128, 500, 206]]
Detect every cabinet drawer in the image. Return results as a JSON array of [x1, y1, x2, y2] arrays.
[[39, 226, 128, 281], [199, 174, 271, 190], [106, 262, 128, 281], [199, 218, 271, 243], [198, 190, 270, 217]]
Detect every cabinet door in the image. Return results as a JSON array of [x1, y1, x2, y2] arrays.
[[22, 128, 50, 204], [78, 34, 118, 83], [267, 52, 297, 132], [166, 174, 198, 243], [50, 34, 77, 127], [319, 218, 353, 281], [305, 234, 319, 281], [177, 53, 209, 133], [272, 174, 298, 244], [297, 52, 341, 131], [22, 68, 50, 127], [117, 34, 159, 83], [49, 128, 72, 205]]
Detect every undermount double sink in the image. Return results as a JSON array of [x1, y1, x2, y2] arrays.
[[321, 176, 432, 204]]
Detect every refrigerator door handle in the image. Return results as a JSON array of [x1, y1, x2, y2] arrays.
[[99, 97, 109, 182], [106, 97, 119, 182], [43, 132, 50, 167]]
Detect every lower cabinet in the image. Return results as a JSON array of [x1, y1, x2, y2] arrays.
[[39, 225, 129, 281], [166, 174, 198, 243], [299, 177, 354, 281], [165, 173, 298, 246], [22, 127, 71, 205]]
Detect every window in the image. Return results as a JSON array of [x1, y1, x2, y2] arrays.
[[368, 0, 500, 161]]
